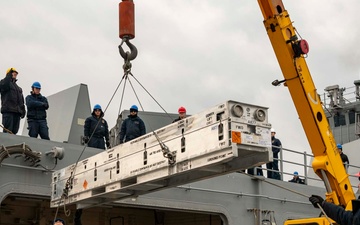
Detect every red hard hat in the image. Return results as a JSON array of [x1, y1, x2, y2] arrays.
[[178, 106, 186, 113]]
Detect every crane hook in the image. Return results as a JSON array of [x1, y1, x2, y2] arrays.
[[118, 38, 138, 61]]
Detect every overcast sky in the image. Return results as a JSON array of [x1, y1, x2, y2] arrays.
[[1, 0, 360, 158]]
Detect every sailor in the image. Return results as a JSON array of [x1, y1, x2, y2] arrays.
[[288, 171, 305, 184], [309, 195, 360, 225], [247, 166, 263, 176], [119, 105, 146, 143], [0, 67, 26, 134], [53, 218, 65, 225], [172, 106, 187, 123], [337, 144, 349, 171], [83, 104, 110, 150], [74, 209, 82, 225], [25, 81, 50, 140], [266, 128, 282, 180]]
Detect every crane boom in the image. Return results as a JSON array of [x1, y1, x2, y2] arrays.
[[257, 0, 355, 222]]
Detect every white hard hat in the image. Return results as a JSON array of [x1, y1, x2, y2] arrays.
[[270, 128, 276, 133]]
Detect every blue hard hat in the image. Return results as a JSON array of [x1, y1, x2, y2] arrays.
[[54, 218, 65, 225], [93, 104, 102, 110], [337, 144, 342, 149], [130, 105, 138, 111], [293, 171, 298, 175], [32, 81, 41, 89]]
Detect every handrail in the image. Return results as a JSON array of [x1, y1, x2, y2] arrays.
[[252, 145, 359, 190]]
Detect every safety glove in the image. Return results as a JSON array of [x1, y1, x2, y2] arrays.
[[309, 195, 324, 208]]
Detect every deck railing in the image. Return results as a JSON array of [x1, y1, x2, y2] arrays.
[[251, 145, 359, 191]]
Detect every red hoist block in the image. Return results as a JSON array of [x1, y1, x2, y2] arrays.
[[119, 0, 135, 39]]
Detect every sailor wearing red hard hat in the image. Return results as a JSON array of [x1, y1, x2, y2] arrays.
[[173, 106, 187, 123]]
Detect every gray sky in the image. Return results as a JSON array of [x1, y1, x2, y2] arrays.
[[1, 0, 360, 157]]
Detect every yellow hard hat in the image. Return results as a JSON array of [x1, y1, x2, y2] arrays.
[[6, 68, 18, 74]]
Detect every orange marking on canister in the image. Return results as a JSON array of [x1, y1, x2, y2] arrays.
[[231, 131, 241, 144], [119, 0, 135, 39]]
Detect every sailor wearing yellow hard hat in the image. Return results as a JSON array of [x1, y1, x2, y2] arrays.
[[0, 67, 26, 134]]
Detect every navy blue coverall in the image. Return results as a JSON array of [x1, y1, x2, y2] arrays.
[[84, 111, 109, 150], [323, 200, 360, 225], [0, 72, 26, 134], [119, 114, 146, 143], [266, 136, 282, 180], [26, 91, 50, 139]]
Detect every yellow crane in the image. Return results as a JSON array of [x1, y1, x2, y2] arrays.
[[257, 0, 355, 224]]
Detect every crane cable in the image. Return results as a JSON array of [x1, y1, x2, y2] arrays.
[[0, 124, 14, 134], [56, 24, 167, 225], [54, 67, 130, 221], [55, 55, 176, 219], [55, 0, 175, 219], [117, 68, 176, 165], [118, 0, 176, 164], [53, 47, 135, 218], [61, 33, 138, 196]]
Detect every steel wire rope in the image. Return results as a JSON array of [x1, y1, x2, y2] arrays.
[[54, 34, 134, 221], [127, 71, 174, 121], [0, 143, 58, 171], [118, 36, 175, 158], [53, 194, 71, 223], [55, 56, 167, 220], [126, 74, 144, 114], [35, 158, 58, 171], [56, 55, 175, 218], [53, 71, 128, 222], [0, 143, 53, 169], [240, 171, 334, 224], [124, 73, 175, 164], [0, 124, 14, 134], [117, 75, 128, 116]]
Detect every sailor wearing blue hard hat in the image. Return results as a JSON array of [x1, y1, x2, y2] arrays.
[[288, 171, 305, 184], [130, 105, 138, 112], [53, 218, 65, 225], [83, 104, 110, 150], [26, 81, 50, 140], [119, 105, 146, 143], [337, 143, 349, 170]]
